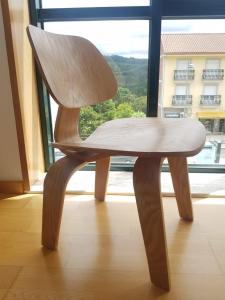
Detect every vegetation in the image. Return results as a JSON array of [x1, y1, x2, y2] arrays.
[[79, 55, 148, 138]]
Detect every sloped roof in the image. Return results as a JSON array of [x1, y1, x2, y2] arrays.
[[161, 33, 225, 54]]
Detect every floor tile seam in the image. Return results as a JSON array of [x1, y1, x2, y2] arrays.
[[208, 240, 225, 275], [7, 266, 23, 290]]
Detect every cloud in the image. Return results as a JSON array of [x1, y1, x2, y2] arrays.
[[162, 20, 225, 33]]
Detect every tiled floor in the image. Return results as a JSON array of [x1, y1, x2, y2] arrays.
[[0, 194, 225, 299]]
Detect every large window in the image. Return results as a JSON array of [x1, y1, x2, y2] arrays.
[[29, 0, 225, 172]]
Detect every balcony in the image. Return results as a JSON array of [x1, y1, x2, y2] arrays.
[[202, 69, 224, 80], [200, 95, 221, 106], [172, 95, 193, 106], [174, 69, 195, 80]]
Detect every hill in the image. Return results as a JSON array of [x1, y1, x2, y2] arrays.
[[106, 55, 148, 97]]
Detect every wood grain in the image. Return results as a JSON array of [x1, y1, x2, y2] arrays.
[[26, 25, 206, 290], [27, 25, 117, 108], [53, 117, 206, 158], [95, 157, 111, 201], [1, 0, 29, 191], [54, 106, 81, 144], [168, 157, 193, 221], [2, 1, 45, 188], [133, 157, 170, 291], [1, 194, 225, 299], [42, 156, 87, 249], [0, 181, 24, 194]]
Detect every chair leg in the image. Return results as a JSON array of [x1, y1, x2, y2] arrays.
[[42, 156, 86, 250], [168, 157, 193, 221], [95, 156, 111, 201], [133, 157, 170, 291]]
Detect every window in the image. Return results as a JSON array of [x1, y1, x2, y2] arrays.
[[29, 0, 225, 172], [201, 84, 221, 106], [203, 84, 217, 95], [203, 59, 224, 80], [174, 59, 195, 80], [175, 85, 189, 95], [206, 59, 220, 69], [176, 59, 191, 70], [172, 85, 192, 106]]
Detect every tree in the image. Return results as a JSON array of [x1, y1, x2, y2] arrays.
[[132, 111, 145, 118], [131, 96, 147, 114], [79, 87, 146, 139], [115, 102, 135, 119], [93, 100, 116, 122], [79, 106, 102, 138], [113, 87, 136, 106]]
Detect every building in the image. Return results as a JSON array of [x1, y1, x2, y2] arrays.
[[161, 33, 225, 134]]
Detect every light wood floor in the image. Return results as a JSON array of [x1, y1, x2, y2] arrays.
[[0, 194, 225, 299]]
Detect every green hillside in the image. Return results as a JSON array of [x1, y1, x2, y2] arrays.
[[106, 55, 148, 96]]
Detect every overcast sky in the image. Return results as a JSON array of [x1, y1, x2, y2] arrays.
[[43, 0, 225, 58]]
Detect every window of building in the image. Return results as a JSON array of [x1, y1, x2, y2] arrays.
[[203, 84, 217, 95], [203, 59, 224, 80], [176, 59, 191, 70], [175, 84, 189, 95], [206, 59, 220, 69]]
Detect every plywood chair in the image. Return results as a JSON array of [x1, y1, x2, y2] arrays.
[[27, 25, 206, 291]]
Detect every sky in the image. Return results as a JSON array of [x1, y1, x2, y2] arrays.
[[42, 0, 225, 58], [42, 0, 150, 8]]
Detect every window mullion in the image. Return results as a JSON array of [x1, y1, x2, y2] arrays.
[[147, 0, 162, 117]]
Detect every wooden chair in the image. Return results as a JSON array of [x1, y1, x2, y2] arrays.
[[27, 25, 206, 291]]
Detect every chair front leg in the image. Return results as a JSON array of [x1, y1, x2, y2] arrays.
[[168, 157, 193, 221], [42, 156, 86, 250], [95, 156, 111, 201], [133, 157, 170, 291]]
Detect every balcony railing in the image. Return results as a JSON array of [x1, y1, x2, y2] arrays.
[[200, 95, 221, 106], [174, 69, 195, 80], [202, 69, 224, 80], [172, 95, 193, 106]]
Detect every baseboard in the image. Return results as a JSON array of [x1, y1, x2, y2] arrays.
[[0, 181, 24, 194]]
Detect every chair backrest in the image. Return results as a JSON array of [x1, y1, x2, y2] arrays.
[[27, 25, 117, 108]]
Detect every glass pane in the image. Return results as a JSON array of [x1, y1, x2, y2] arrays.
[[44, 21, 149, 163], [203, 85, 217, 95], [42, 0, 150, 8], [161, 19, 225, 167], [206, 59, 220, 69]]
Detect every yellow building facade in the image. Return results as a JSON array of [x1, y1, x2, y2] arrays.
[[160, 34, 225, 134]]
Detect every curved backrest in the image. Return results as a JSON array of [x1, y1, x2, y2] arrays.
[[27, 25, 118, 108]]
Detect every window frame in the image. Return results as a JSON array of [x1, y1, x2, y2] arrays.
[[28, 0, 225, 173], [206, 58, 221, 69], [203, 84, 218, 95], [175, 84, 190, 95], [176, 59, 192, 70]]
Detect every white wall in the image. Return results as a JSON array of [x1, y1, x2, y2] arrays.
[[0, 2, 22, 181]]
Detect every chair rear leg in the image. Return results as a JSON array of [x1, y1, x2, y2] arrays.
[[95, 156, 111, 201], [133, 157, 170, 291], [168, 157, 193, 221], [42, 156, 86, 249]]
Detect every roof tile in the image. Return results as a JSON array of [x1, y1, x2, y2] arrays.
[[161, 33, 225, 54]]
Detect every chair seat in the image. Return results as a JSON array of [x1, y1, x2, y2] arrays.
[[53, 117, 206, 157]]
